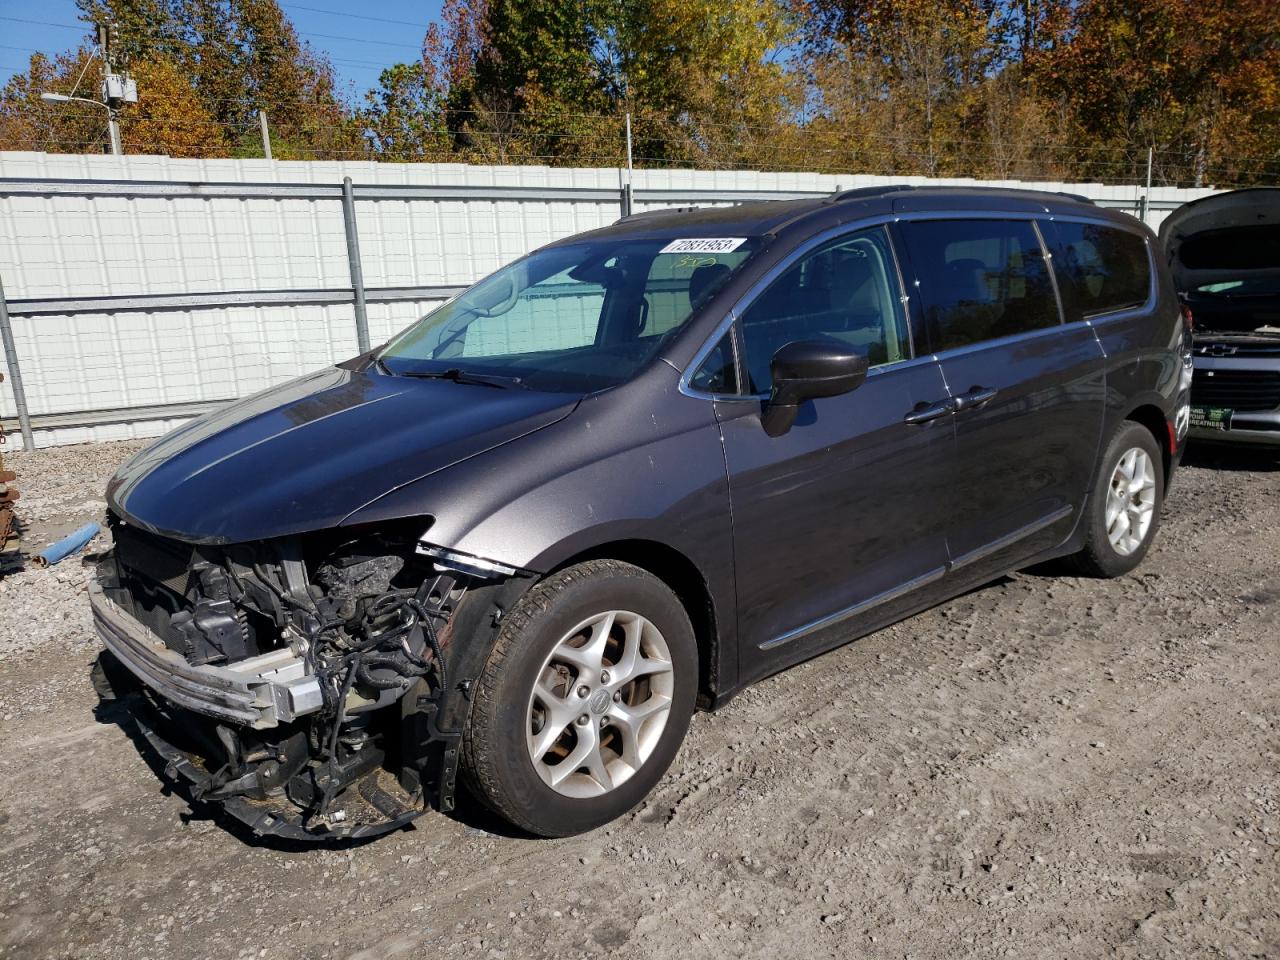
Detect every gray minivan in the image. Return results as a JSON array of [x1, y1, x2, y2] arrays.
[[93, 186, 1190, 839]]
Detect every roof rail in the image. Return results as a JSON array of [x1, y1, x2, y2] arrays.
[[613, 205, 702, 224], [1053, 191, 1096, 205], [829, 183, 1098, 207], [828, 184, 915, 203]]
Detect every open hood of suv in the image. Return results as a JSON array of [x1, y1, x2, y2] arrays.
[[107, 364, 579, 544], [1160, 189, 1280, 335]]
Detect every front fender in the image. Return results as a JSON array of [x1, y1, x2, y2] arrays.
[[341, 376, 736, 639]]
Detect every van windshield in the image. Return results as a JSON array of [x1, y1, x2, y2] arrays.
[[379, 236, 764, 393]]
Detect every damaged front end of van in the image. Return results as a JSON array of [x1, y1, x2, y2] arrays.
[[93, 520, 534, 840], [88, 361, 572, 840]]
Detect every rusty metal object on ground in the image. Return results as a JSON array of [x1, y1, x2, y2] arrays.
[[0, 371, 20, 567]]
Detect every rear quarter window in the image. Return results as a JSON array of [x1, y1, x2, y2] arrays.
[[1051, 222, 1151, 317]]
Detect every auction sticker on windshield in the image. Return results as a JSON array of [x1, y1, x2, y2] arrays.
[[659, 238, 748, 254], [1189, 405, 1233, 431]]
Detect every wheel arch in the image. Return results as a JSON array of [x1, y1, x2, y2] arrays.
[[1123, 401, 1174, 488]]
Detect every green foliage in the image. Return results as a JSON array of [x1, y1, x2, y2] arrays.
[[0, 0, 365, 158], [2, 0, 1277, 187], [361, 62, 453, 161]]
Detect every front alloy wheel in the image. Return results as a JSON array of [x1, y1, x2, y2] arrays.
[[462, 560, 697, 837], [527, 610, 675, 798]]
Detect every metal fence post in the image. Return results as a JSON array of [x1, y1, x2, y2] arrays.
[[340, 176, 371, 353], [0, 276, 35, 451], [259, 109, 272, 161], [620, 112, 634, 218], [1140, 146, 1153, 224]]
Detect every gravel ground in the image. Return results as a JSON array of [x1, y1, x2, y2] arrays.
[[0, 439, 1277, 960]]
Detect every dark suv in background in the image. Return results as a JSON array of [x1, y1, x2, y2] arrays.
[[92, 186, 1189, 840], [1160, 188, 1280, 447]]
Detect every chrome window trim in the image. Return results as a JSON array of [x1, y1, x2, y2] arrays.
[[1042, 217, 1159, 321], [1042, 211, 1151, 235], [926, 315, 1097, 363], [678, 219, 911, 400], [677, 208, 1155, 401], [1031, 219, 1068, 326], [678, 312, 746, 400], [688, 353, 942, 404], [906, 214, 1067, 357], [884, 219, 917, 358]]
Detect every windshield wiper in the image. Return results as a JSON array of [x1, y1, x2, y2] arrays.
[[395, 367, 527, 389]]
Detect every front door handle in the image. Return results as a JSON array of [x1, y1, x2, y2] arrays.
[[903, 399, 956, 424], [954, 386, 998, 410]]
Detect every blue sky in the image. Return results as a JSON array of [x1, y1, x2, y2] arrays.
[[0, 0, 445, 104]]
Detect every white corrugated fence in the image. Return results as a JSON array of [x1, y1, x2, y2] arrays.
[[0, 151, 1217, 449]]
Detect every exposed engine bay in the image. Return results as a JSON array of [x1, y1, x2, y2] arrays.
[[92, 513, 523, 840]]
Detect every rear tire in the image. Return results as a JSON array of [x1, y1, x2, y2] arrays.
[[1067, 421, 1164, 578], [461, 560, 697, 837]]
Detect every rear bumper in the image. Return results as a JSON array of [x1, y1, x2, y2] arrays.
[[1188, 423, 1280, 447], [90, 579, 323, 729]]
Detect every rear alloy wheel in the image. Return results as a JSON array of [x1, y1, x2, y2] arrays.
[[1104, 447, 1157, 556], [1068, 421, 1165, 577], [462, 560, 697, 837]]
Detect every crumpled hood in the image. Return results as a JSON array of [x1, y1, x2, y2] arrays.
[[107, 365, 579, 544]]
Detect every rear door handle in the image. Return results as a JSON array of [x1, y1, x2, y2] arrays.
[[903, 399, 956, 424], [954, 386, 998, 410]]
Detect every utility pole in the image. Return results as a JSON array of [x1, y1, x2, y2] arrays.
[[38, 20, 135, 156], [97, 22, 136, 156]]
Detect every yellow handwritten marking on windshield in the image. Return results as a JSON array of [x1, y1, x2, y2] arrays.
[[676, 255, 719, 268]]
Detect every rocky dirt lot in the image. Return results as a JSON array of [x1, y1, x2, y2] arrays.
[[0, 439, 1277, 960]]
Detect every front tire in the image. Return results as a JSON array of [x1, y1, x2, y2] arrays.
[[1068, 421, 1165, 577], [461, 560, 697, 837]]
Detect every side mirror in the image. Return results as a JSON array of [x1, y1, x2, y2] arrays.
[[762, 339, 869, 437]]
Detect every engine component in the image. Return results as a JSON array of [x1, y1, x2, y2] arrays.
[[170, 556, 252, 664]]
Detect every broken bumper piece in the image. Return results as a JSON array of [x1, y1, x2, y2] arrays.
[[90, 580, 323, 730], [132, 703, 424, 841]]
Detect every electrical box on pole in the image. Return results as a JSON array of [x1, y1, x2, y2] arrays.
[[102, 74, 137, 104], [96, 20, 134, 156]]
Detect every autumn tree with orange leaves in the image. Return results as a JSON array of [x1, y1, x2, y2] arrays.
[[1, 0, 1277, 187]]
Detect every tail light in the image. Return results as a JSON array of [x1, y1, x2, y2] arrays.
[[1180, 303, 1194, 335]]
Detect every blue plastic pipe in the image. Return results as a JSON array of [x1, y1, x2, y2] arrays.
[[35, 521, 100, 567]]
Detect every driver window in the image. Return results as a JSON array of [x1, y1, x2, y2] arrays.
[[738, 227, 909, 394]]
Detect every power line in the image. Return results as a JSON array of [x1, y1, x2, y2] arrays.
[[281, 3, 430, 29], [297, 31, 420, 50], [0, 16, 85, 32], [0, 42, 82, 55], [0, 14, 421, 53]]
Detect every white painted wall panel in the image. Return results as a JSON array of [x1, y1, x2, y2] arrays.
[[0, 150, 1219, 449]]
